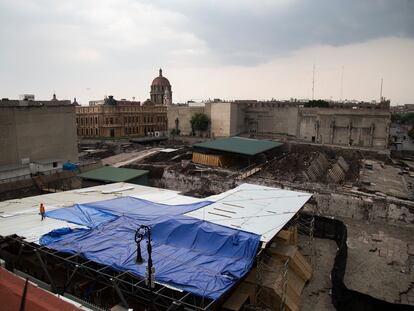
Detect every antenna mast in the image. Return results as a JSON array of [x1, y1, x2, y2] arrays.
[[380, 77, 383, 102], [340, 66, 344, 101], [312, 64, 315, 100]]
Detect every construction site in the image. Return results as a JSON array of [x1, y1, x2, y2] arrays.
[[0, 137, 414, 311]]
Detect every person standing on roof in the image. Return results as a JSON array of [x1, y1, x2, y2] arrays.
[[39, 203, 46, 221]]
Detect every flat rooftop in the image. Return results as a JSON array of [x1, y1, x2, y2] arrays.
[[0, 99, 72, 107], [193, 136, 283, 156], [79, 166, 149, 183]]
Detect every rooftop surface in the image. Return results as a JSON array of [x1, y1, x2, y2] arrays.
[[79, 166, 149, 182], [0, 182, 310, 301], [0, 182, 310, 244], [0, 99, 72, 107], [193, 136, 283, 156]]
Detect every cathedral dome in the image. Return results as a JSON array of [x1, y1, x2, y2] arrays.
[[151, 68, 171, 87]]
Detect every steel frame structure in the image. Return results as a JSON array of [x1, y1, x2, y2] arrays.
[[0, 235, 216, 311]]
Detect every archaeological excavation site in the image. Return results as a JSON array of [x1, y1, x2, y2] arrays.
[[1, 135, 413, 311]]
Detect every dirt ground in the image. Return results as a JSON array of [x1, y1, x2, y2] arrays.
[[299, 217, 414, 310], [300, 237, 336, 311]]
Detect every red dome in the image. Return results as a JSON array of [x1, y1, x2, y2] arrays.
[[151, 68, 171, 87]]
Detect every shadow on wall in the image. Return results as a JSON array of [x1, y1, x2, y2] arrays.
[[299, 213, 414, 311]]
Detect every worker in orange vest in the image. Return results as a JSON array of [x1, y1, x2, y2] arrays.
[[39, 203, 46, 221]]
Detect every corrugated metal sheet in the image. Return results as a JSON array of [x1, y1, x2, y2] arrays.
[[186, 183, 311, 243], [192, 152, 225, 167]]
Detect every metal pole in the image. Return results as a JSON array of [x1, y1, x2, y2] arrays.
[[34, 249, 57, 293], [19, 278, 29, 311]]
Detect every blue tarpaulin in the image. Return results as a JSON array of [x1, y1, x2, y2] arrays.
[[45, 196, 213, 227], [63, 162, 79, 170], [41, 197, 260, 300]]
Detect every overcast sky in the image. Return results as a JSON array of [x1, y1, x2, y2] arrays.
[[0, 0, 413, 105]]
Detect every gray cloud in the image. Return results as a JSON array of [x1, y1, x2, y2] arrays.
[[152, 0, 414, 64], [0, 0, 413, 103]]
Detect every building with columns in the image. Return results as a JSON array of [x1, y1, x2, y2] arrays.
[[168, 99, 391, 150], [76, 70, 169, 138]]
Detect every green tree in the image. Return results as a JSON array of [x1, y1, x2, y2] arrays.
[[170, 128, 181, 136], [190, 113, 209, 135], [392, 112, 414, 125], [304, 100, 330, 108]]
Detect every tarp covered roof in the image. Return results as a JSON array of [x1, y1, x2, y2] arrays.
[[0, 183, 203, 243], [0, 182, 311, 300], [193, 136, 283, 156], [41, 197, 260, 300], [79, 166, 149, 182]]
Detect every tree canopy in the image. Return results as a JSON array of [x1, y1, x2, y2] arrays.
[[304, 100, 330, 108], [190, 113, 209, 132], [391, 112, 414, 125]]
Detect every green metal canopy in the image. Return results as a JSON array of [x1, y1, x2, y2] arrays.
[[193, 137, 283, 156], [79, 166, 149, 183]]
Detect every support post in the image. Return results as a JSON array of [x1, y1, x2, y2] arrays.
[[19, 278, 29, 311], [14, 243, 24, 269], [34, 249, 57, 293], [112, 279, 129, 309], [63, 264, 79, 293]]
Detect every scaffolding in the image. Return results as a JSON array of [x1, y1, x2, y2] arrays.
[[250, 211, 316, 311], [253, 249, 290, 311], [290, 212, 316, 267]]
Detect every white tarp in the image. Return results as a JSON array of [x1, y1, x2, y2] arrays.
[[187, 183, 312, 243]]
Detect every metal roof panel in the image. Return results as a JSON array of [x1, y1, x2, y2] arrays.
[[79, 166, 149, 182], [193, 137, 283, 156]]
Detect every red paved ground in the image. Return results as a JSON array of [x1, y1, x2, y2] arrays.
[[0, 267, 82, 311]]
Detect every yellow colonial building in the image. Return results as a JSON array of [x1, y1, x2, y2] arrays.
[[76, 70, 170, 138]]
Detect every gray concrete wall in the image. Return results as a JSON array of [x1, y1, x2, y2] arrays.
[[167, 106, 205, 136], [245, 103, 299, 136], [166, 102, 390, 150], [205, 102, 246, 137], [0, 105, 78, 166], [298, 108, 390, 149]]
